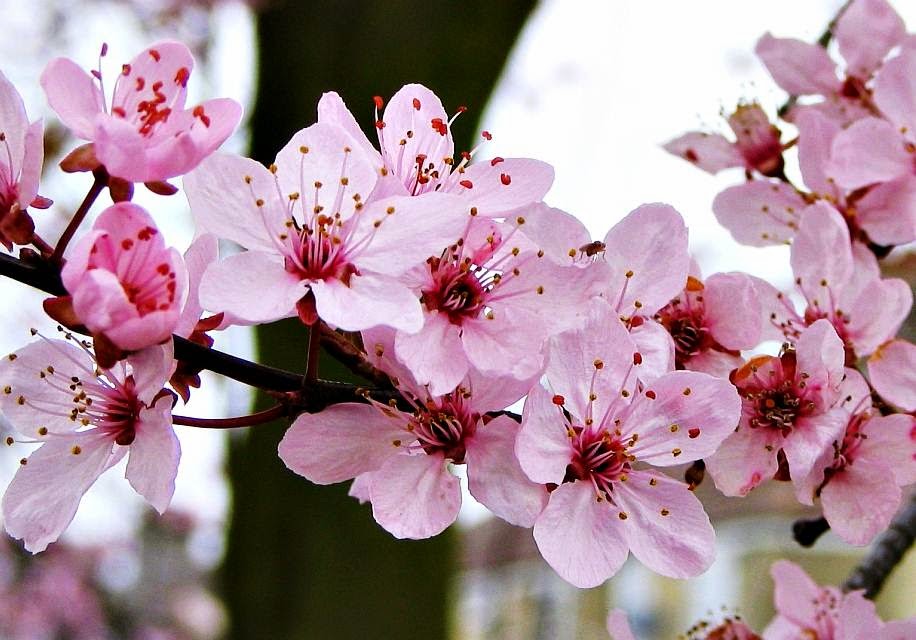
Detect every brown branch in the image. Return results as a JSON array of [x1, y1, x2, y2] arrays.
[[319, 323, 392, 387], [842, 493, 916, 598]]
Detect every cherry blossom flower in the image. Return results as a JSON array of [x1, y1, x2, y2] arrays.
[[186, 122, 469, 332], [664, 103, 784, 177], [53, 203, 187, 357], [0, 336, 179, 552], [318, 85, 555, 216], [705, 320, 859, 499], [868, 339, 916, 411], [41, 41, 242, 183], [515, 302, 740, 587], [278, 331, 546, 539], [763, 560, 916, 640], [0, 70, 48, 251], [607, 608, 761, 640]]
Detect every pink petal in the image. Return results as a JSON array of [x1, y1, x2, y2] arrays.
[[662, 132, 743, 174], [755, 34, 839, 95], [684, 349, 743, 378], [0, 71, 30, 172], [452, 158, 554, 216], [517, 383, 576, 484], [602, 203, 689, 316], [348, 473, 372, 504], [199, 250, 305, 324], [18, 118, 44, 208], [874, 50, 916, 135], [856, 175, 916, 245], [127, 344, 175, 405], [380, 84, 453, 185], [795, 108, 841, 196], [821, 458, 902, 546], [393, 311, 468, 395], [316, 91, 382, 163], [465, 414, 548, 527], [783, 410, 849, 496], [770, 560, 824, 628], [625, 370, 741, 465], [532, 480, 629, 588], [795, 320, 845, 406], [629, 319, 675, 383], [125, 395, 179, 513], [175, 233, 218, 338], [514, 202, 592, 266], [712, 180, 806, 246], [464, 366, 539, 414], [704, 272, 764, 350], [278, 403, 406, 484], [879, 620, 916, 640], [311, 274, 423, 333], [368, 453, 461, 539], [828, 117, 910, 189], [857, 413, 916, 486], [40, 57, 105, 140], [836, 591, 884, 640], [790, 202, 853, 296], [2, 433, 115, 553], [706, 425, 781, 496], [113, 42, 193, 116], [845, 276, 911, 356], [606, 610, 637, 640], [868, 339, 916, 411], [836, 0, 905, 79], [462, 308, 547, 381], [615, 470, 715, 578]]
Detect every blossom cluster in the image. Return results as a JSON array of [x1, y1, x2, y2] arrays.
[[0, 0, 912, 624]]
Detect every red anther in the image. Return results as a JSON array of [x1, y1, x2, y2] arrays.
[[121, 64, 132, 75], [684, 148, 699, 163], [430, 118, 447, 135], [688, 428, 701, 439], [148, 48, 161, 62], [415, 153, 427, 165], [156, 263, 170, 275], [375, 120, 386, 129], [373, 95, 384, 110], [460, 151, 471, 161], [152, 80, 163, 92], [135, 77, 145, 91], [100, 42, 108, 57], [500, 173, 511, 185], [633, 352, 643, 365], [552, 394, 565, 405], [412, 97, 421, 110], [457, 105, 468, 113], [645, 390, 657, 400], [417, 175, 430, 184], [481, 130, 492, 140], [629, 315, 645, 328], [459, 180, 473, 189], [192, 105, 211, 127], [121, 239, 134, 250], [91, 70, 102, 80], [490, 157, 504, 166], [111, 107, 127, 118], [174, 67, 190, 87]]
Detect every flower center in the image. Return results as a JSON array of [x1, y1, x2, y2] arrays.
[[565, 426, 630, 497], [284, 218, 358, 284], [421, 255, 489, 324], [409, 396, 477, 463]]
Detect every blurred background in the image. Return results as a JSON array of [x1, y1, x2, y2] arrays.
[[0, 1, 913, 638]]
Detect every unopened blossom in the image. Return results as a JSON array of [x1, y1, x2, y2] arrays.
[[318, 84, 555, 216], [664, 103, 784, 177], [279, 332, 546, 539], [868, 339, 916, 411], [759, 202, 911, 362], [706, 320, 858, 499], [763, 560, 916, 640], [41, 41, 242, 183], [0, 70, 49, 251], [186, 122, 469, 333], [55, 202, 187, 355], [515, 302, 740, 588], [756, 0, 905, 125], [0, 336, 179, 552]]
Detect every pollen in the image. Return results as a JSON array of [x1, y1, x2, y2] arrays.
[[19, 458, 27, 465], [71, 445, 82, 455], [672, 448, 682, 457], [625, 270, 634, 278], [536, 286, 544, 295], [37, 427, 48, 436], [255, 198, 264, 207], [682, 387, 692, 396], [649, 478, 657, 486], [552, 394, 565, 405], [2, 385, 10, 394], [645, 390, 656, 399], [392, 439, 402, 447], [593, 359, 604, 370], [618, 511, 628, 520], [670, 424, 679, 433], [16, 395, 25, 405], [386, 206, 395, 215], [688, 428, 700, 439], [660, 508, 670, 516], [5, 437, 13, 446]]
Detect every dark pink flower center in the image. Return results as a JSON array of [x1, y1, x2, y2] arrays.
[[283, 220, 358, 284], [734, 353, 814, 436], [421, 255, 489, 324], [565, 426, 630, 497], [409, 395, 478, 463]]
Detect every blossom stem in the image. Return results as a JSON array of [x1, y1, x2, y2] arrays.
[[172, 404, 287, 429], [30, 233, 54, 257], [51, 172, 107, 264], [305, 321, 321, 383]]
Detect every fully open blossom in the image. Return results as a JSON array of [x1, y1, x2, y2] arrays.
[[41, 41, 242, 183], [278, 331, 546, 539], [186, 122, 469, 333], [55, 202, 187, 355], [868, 339, 916, 411], [318, 85, 554, 216], [0, 71, 48, 250], [515, 302, 740, 587], [706, 320, 861, 500], [664, 103, 784, 177], [0, 337, 179, 552], [763, 561, 916, 640]]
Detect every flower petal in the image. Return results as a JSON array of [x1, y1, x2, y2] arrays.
[[517, 383, 575, 485], [199, 251, 304, 324], [125, 395, 179, 513], [662, 132, 743, 174], [868, 339, 916, 411], [712, 180, 806, 246], [40, 57, 105, 140]]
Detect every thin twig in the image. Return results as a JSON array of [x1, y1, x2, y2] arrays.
[[173, 404, 287, 429], [51, 173, 106, 264]]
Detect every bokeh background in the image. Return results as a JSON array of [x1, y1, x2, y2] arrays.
[[0, 1, 913, 638]]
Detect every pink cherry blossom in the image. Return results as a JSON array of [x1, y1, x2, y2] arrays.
[[0, 336, 179, 552], [664, 103, 784, 177], [318, 85, 555, 217], [763, 560, 916, 640], [278, 338, 546, 538], [0, 70, 48, 251], [515, 302, 740, 587], [706, 320, 857, 499], [41, 41, 242, 183], [868, 339, 916, 411], [186, 122, 469, 333], [59, 202, 187, 353], [607, 608, 761, 640]]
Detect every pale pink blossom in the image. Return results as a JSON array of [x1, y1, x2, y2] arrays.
[[186, 123, 469, 333], [41, 41, 242, 183], [711, 179, 807, 247], [706, 320, 860, 499], [0, 70, 48, 250], [58, 202, 187, 353], [868, 339, 916, 411], [607, 608, 761, 640], [763, 560, 916, 640], [0, 337, 179, 552], [515, 302, 740, 587], [318, 85, 554, 216]]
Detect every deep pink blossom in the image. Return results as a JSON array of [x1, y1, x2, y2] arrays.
[[41, 41, 242, 183], [59, 202, 187, 353], [868, 339, 916, 411], [318, 85, 555, 216], [0, 337, 179, 552], [186, 123, 469, 333], [515, 302, 740, 587]]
